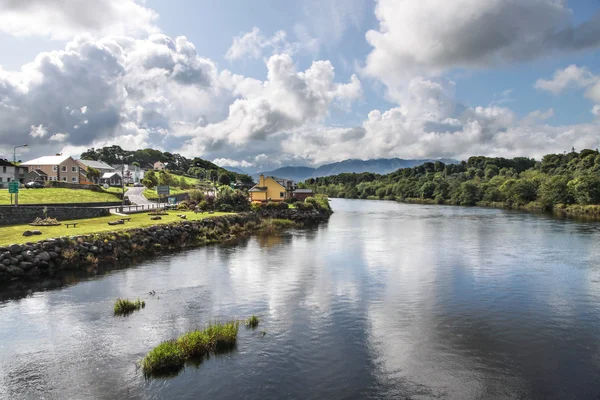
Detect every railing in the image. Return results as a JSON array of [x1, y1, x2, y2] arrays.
[[104, 202, 167, 214]]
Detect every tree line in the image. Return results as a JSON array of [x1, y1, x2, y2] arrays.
[[302, 149, 600, 210], [81, 145, 254, 185]]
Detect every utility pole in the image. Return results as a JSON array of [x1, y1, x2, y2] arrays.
[[12, 144, 28, 205], [121, 156, 125, 212]]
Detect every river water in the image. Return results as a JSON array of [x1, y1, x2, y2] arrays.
[[2, 199, 600, 399]]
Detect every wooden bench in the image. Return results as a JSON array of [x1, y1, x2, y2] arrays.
[[120, 217, 132, 222], [65, 223, 78, 228]]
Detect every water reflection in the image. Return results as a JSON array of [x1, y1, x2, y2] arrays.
[[2, 199, 600, 399]]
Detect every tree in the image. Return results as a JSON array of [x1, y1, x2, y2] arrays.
[[85, 167, 100, 184], [567, 175, 600, 205], [179, 176, 189, 189], [218, 173, 231, 186], [209, 169, 219, 182], [237, 174, 254, 184], [142, 170, 158, 188]]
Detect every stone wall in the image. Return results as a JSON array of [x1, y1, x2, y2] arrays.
[[0, 206, 111, 226]]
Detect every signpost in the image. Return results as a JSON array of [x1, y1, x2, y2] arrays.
[[8, 181, 19, 207], [156, 186, 170, 207]]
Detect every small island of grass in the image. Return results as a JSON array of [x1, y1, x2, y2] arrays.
[[114, 298, 145, 316], [141, 321, 240, 377], [246, 315, 260, 328]]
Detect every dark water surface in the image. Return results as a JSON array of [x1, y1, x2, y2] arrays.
[[2, 199, 600, 399]]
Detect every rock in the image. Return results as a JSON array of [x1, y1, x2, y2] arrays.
[[23, 230, 33, 237], [9, 244, 22, 254], [10, 257, 19, 265], [48, 252, 59, 259], [16, 255, 24, 262], [150, 216, 162, 220], [19, 261, 33, 270], [2, 259, 10, 266], [23, 250, 34, 261], [89, 246, 99, 254], [38, 251, 51, 262], [32, 230, 42, 235], [38, 261, 49, 269], [7, 266, 24, 277], [26, 267, 40, 279]]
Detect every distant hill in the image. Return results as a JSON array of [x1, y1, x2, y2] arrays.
[[223, 166, 247, 174], [254, 158, 458, 182]]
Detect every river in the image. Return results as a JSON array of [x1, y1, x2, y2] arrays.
[[2, 199, 600, 399]]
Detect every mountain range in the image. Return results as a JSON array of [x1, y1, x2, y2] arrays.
[[245, 158, 458, 182]]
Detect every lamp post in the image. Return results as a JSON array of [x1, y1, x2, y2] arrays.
[[13, 144, 28, 163]]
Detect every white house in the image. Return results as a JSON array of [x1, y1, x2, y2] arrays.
[[112, 164, 145, 184], [0, 159, 27, 187]]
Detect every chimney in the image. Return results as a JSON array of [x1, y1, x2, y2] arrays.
[[259, 174, 265, 186]]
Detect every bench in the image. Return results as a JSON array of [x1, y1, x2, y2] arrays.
[[65, 223, 78, 228], [120, 217, 131, 222]]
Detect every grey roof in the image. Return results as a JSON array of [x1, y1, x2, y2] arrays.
[[77, 159, 115, 170], [29, 169, 47, 176], [293, 189, 313, 193], [101, 172, 121, 179], [249, 186, 267, 192]]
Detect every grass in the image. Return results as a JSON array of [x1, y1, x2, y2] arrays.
[[114, 298, 145, 316], [103, 187, 128, 195], [246, 315, 259, 328], [259, 218, 299, 234], [0, 188, 121, 205], [171, 174, 200, 186], [141, 321, 240, 377], [0, 211, 231, 245]]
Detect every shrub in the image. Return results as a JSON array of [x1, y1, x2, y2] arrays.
[[218, 204, 234, 212], [84, 253, 98, 266], [189, 189, 205, 203], [114, 298, 145, 316], [284, 197, 300, 204], [141, 340, 185, 377], [61, 248, 80, 264], [246, 315, 259, 328]]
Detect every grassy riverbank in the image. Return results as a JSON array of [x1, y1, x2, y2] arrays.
[[0, 211, 230, 245], [0, 188, 121, 204]]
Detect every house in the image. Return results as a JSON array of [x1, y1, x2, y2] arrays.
[[153, 161, 166, 170], [248, 174, 294, 202], [112, 164, 145, 184], [25, 169, 48, 183], [292, 188, 313, 201], [99, 172, 123, 187], [20, 155, 81, 183], [0, 159, 28, 187], [77, 159, 115, 184]]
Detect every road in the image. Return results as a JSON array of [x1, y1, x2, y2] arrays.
[[125, 186, 153, 205]]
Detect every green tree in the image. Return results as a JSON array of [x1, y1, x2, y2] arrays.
[[567, 175, 600, 205], [85, 167, 101, 184], [238, 174, 254, 184], [179, 176, 190, 190], [218, 173, 231, 186], [209, 169, 219, 182], [538, 176, 573, 207], [142, 170, 158, 188]]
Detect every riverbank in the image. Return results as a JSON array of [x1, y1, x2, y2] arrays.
[[364, 196, 600, 220], [0, 207, 331, 285]]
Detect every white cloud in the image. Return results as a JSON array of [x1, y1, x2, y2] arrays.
[[0, 0, 158, 40], [225, 27, 318, 61], [364, 0, 600, 98], [49, 133, 67, 142], [213, 158, 253, 168], [593, 105, 600, 116], [29, 124, 48, 138], [534, 65, 596, 94]]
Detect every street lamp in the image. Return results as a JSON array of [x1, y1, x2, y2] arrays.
[[13, 144, 28, 163]]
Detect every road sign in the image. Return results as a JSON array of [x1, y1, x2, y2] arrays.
[[8, 181, 19, 194], [156, 185, 170, 196]]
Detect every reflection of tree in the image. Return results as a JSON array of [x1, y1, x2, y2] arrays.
[[258, 234, 283, 248]]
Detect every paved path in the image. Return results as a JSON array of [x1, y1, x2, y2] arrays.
[[125, 186, 153, 206]]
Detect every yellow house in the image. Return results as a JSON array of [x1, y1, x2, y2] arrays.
[[249, 174, 291, 202]]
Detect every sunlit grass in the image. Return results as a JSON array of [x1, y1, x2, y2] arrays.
[[114, 298, 145, 316], [246, 315, 259, 328]]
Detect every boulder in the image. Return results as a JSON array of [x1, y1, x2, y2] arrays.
[[48, 252, 59, 259], [2, 259, 10, 266], [7, 266, 24, 277], [9, 244, 22, 254], [38, 251, 51, 262], [10, 257, 19, 265], [150, 216, 162, 220], [19, 261, 34, 270], [32, 230, 42, 235], [23, 231, 33, 237]]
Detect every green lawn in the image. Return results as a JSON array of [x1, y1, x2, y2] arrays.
[[0, 211, 231, 245], [172, 174, 200, 185], [103, 187, 128, 195], [0, 188, 122, 205]]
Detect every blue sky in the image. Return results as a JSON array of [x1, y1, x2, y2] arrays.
[[0, 0, 599, 171]]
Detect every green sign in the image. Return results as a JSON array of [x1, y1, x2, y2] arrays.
[[156, 185, 170, 196], [8, 181, 19, 194]]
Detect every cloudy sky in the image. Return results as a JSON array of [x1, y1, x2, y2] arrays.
[[1, 0, 600, 171]]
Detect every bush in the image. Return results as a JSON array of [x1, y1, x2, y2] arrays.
[[284, 197, 300, 204], [246, 315, 260, 328], [189, 189, 205, 203], [141, 340, 185, 377], [114, 298, 145, 316], [218, 204, 234, 212]]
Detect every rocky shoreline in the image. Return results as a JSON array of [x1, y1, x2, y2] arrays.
[[0, 208, 330, 285]]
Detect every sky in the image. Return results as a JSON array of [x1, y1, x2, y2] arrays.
[[0, 0, 600, 172]]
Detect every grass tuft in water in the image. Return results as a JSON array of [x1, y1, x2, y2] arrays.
[[142, 321, 240, 377], [114, 298, 145, 316], [246, 315, 259, 328]]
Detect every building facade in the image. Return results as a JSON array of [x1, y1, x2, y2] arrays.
[[21, 155, 81, 183], [0, 160, 27, 187], [77, 159, 115, 184], [248, 174, 293, 202]]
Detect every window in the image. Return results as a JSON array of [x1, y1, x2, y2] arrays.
[[72, 166, 77, 172], [62, 176, 67, 182], [2, 167, 5, 173], [72, 177, 77, 182], [53, 165, 57, 171], [61, 166, 67, 172], [280, 192, 285, 198], [0, 178, 3, 183]]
